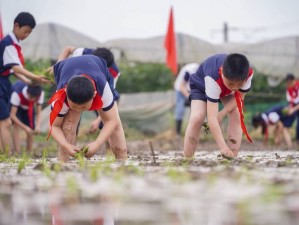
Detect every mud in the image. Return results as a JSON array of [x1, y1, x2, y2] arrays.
[[0, 139, 299, 225]]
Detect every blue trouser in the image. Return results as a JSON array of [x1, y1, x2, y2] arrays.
[[175, 91, 187, 120]]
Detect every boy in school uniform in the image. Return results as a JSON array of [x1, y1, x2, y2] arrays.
[[48, 55, 127, 162], [52, 46, 120, 133], [184, 53, 253, 159], [10, 81, 44, 153], [54, 46, 120, 87], [252, 104, 293, 149], [0, 12, 49, 152]]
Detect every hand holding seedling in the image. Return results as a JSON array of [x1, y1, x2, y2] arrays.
[[34, 74, 52, 84], [74, 146, 89, 159], [84, 142, 99, 158], [63, 144, 81, 157], [45, 66, 54, 75], [42, 68, 55, 83]]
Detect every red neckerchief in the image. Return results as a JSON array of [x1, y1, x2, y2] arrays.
[[47, 75, 103, 140], [234, 91, 252, 142], [287, 80, 299, 107], [13, 43, 25, 66], [219, 67, 252, 143], [28, 101, 34, 129], [1, 43, 25, 76], [18, 92, 36, 129], [108, 67, 118, 78]]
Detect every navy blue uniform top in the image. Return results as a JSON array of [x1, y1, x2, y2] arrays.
[[53, 55, 118, 115], [190, 54, 253, 102], [0, 32, 25, 97]]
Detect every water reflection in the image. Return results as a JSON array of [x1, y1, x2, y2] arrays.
[[1, 151, 299, 225], [50, 187, 119, 225]]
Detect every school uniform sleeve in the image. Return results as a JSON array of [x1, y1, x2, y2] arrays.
[[37, 91, 45, 105], [10, 92, 21, 106], [268, 112, 279, 124], [204, 76, 221, 102], [71, 48, 84, 57], [51, 101, 69, 117], [101, 82, 114, 111], [184, 72, 190, 82], [3, 45, 23, 67]]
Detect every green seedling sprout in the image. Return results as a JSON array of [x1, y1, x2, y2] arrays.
[[74, 146, 89, 159], [166, 166, 191, 183], [74, 146, 89, 168], [43, 68, 55, 83], [66, 176, 79, 195], [17, 153, 31, 174], [89, 166, 99, 182]]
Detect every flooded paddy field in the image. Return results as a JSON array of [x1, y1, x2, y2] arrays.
[[1, 141, 299, 225]]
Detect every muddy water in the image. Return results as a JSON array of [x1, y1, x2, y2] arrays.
[[0, 150, 299, 225]]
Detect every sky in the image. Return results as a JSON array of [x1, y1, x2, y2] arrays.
[[1, 0, 299, 44]]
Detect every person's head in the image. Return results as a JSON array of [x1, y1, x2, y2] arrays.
[[222, 53, 250, 91], [13, 12, 36, 41], [285, 73, 295, 88], [252, 114, 267, 135], [66, 75, 96, 112], [27, 83, 42, 101], [92, 48, 114, 67]]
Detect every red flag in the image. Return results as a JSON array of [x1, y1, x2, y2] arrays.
[[164, 7, 177, 75], [0, 13, 3, 39]]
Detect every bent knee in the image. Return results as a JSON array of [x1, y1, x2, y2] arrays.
[[189, 114, 205, 129]]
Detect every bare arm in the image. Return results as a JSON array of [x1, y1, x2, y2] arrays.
[[89, 115, 102, 133], [13, 73, 31, 84], [46, 46, 77, 75], [218, 92, 246, 123], [207, 101, 234, 158], [57, 46, 76, 62], [12, 65, 50, 84], [85, 104, 119, 157], [10, 106, 32, 133], [51, 116, 80, 156]]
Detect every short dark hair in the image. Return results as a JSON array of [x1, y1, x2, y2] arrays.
[[92, 48, 114, 67], [14, 12, 36, 29], [66, 76, 94, 104], [27, 84, 42, 97], [286, 73, 295, 81], [222, 53, 249, 81], [252, 114, 267, 135]]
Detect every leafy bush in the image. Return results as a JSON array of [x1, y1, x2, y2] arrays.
[[117, 63, 175, 93]]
